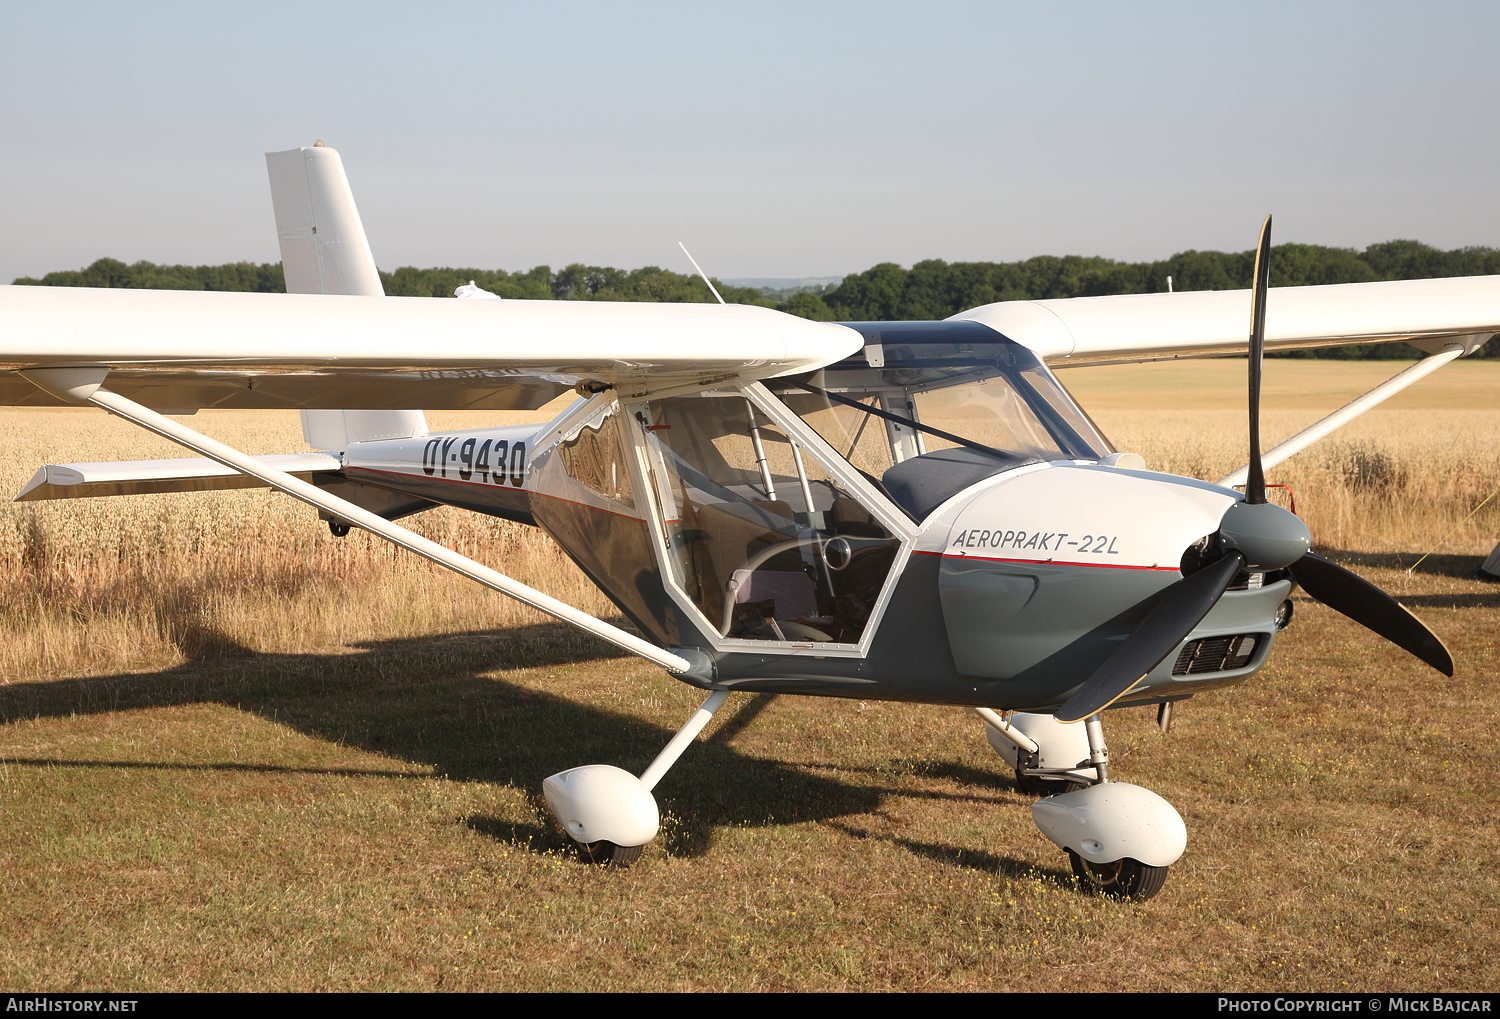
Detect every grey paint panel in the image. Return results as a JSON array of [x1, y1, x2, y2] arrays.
[[704, 553, 979, 703], [681, 561, 1291, 712], [311, 475, 437, 523], [940, 556, 1173, 680]]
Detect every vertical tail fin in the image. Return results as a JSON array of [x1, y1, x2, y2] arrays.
[[266, 143, 427, 451], [265, 144, 385, 297]]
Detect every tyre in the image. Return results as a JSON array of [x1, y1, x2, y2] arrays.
[[569, 837, 644, 868], [1067, 849, 1169, 902]]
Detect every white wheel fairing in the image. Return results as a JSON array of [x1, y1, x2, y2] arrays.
[[1031, 782, 1187, 869], [985, 711, 1093, 783], [542, 764, 659, 848]]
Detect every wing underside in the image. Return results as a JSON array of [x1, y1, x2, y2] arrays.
[[0, 285, 864, 411], [0, 367, 570, 412]]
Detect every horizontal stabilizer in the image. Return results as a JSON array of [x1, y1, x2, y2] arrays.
[[15, 452, 342, 502]]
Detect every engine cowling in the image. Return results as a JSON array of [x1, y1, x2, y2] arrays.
[[935, 463, 1285, 703]]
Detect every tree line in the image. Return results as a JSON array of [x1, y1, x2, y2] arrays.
[[15, 240, 1500, 358]]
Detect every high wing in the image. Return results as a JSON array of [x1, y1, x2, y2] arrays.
[[0, 285, 861, 411], [7, 272, 1491, 412], [952, 277, 1500, 367]]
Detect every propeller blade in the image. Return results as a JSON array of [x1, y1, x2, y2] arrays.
[[1245, 214, 1272, 505], [1055, 552, 1247, 723], [1288, 552, 1454, 676]]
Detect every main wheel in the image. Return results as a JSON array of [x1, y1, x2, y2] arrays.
[[568, 837, 644, 868], [1067, 849, 1169, 902]]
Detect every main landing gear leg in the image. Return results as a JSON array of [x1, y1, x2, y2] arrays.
[[1029, 712, 1187, 902], [543, 690, 731, 868]]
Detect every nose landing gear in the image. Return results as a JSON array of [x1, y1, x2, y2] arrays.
[[979, 708, 1186, 901]]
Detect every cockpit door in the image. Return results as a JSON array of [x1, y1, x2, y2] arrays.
[[624, 386, 913, 653]]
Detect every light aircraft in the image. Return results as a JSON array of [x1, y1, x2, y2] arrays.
[[5, 145, 1497, 901]]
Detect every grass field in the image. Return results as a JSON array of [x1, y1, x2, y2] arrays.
[[0, 360, 1496, 991]]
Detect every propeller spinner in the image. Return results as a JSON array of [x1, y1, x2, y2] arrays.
[[1055, 217, 1451, 724]]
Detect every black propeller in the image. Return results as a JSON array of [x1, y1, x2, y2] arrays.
[[1056, 552, 1246, 723], [1245, 215, 1272, 506], [1245, 220, 1451, 676], [1287, 553, 1453, 676], [1054, 216, 1452, 723]]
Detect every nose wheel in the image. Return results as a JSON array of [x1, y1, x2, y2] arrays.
[[567, 837, 645, 868], [1014, 712, 1185, 903], [1067, 850, 1170, 901]]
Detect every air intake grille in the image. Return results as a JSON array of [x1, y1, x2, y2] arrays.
[[1227, 567, 1289, 591], [1172, 634, 1261, 676]]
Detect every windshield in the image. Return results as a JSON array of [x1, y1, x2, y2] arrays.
[[766, 320, 1114, 481]]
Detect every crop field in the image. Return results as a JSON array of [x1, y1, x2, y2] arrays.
[[0, 359, 1495, 991]]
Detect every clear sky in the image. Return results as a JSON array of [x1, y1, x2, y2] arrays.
[[2, 1, 1495, 284]]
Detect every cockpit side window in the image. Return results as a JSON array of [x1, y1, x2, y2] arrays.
[[773, 389, 900, 481], [557, 407, 635, 507], [1016, 361, 1115, 457]]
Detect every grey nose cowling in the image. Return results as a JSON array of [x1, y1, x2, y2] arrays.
[[1216, 500, 1311, 571]]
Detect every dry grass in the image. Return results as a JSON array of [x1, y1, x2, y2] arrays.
[[0, 402, 603, 681], [0, 362, 1495, 991], [1065, 358, 1500, 554]]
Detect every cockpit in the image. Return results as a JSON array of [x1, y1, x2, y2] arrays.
[[535, 319, 1115, 654]]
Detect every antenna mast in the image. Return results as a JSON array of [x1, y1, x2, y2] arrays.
[[678, 242, 726, 305]]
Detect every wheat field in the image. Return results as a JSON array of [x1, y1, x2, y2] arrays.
[[1064, 358, 1500, 555], [3, 360, 1495, 682], [0, 400, 602, 681], [0, 359, 1495, 991]]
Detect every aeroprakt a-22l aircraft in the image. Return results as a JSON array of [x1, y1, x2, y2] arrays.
[[5, 145, 1497, 901]]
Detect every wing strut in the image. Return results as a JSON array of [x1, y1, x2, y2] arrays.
[[20, 367, 690, 675], [1217, 343, 1465, 488]]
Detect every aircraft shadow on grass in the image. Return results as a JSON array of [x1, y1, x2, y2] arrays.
[[0, 613, 1049, 873]]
